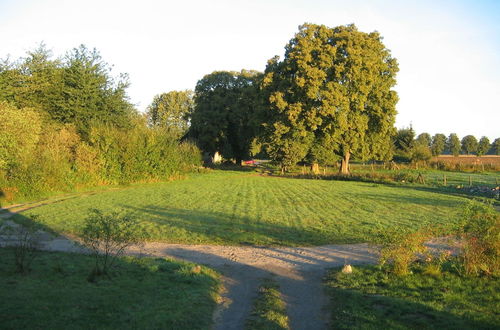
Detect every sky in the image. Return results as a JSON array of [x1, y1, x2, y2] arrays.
[[0, 0, 499, 140]]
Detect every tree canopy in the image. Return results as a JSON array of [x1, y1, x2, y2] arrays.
[[447, 133, 461, 156], [430, 133, 447, 156], [146, 90, 193, 138], [477, 136, 490, 156], [415, 133, 431, 147], [493, 138, 500, 156], [0, 44, 134, 138], [187, 70, 263, 163], [262, 23, 398, 173], [461, 135, 478, 155]]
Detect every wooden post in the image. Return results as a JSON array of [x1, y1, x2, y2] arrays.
[[443, 174, 447, 186], [417, 173, 426, 184], [496, 177, 498, 186], [469, 175, 472, 187]]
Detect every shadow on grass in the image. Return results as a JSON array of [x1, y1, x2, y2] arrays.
[[121, 204, 344, 246], [326, 282, 498, 329], [0, 220, 219, 329]]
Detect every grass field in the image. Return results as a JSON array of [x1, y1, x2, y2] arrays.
[[0, 248, 220, 329], [14, 170, 471, 246], [246, 278, 290, 330], [325, 263, 500, 329]]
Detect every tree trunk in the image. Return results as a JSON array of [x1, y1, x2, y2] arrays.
[[339, 151, 350, 175]]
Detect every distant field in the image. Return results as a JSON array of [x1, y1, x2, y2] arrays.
[[15, 171, 470, 246], [431, 155, 500, 166]]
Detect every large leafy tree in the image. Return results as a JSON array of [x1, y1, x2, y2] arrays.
[[461, 135, 478, 155], [56, 45, 134, 136], [0, 44, 61, 110], [430, 133, 447, 156], [393, 127, 415, 155], [188, 70, 263, 163], [415, 133, 431, 147], [146, 90, 193, 137], [477, 136, 490, 156], [447, 133, 461, 156], [493, 138, 500, 155], [262, 23, 398, 174], [0, 45, 134, 138]]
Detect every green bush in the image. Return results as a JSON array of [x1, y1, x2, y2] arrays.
[[0, 106, 202, 204], [376, 228, 431, 276], [458, 199, 500, 276], [81, 209, 146, 280]]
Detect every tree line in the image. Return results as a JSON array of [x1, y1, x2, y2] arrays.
[[148, 23, 498, 174], [0, 45, 200, 203], [150, 23, 399, 174], [393, 127, 500, 163], [2, 23, 498, 203]]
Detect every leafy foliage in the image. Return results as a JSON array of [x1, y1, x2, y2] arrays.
[[430, 133, 447, 156], [0, 44, 134, 138], [263, 24, 398, 173], [447, 133, 461, 156], [477, 136, 490, 156], [461, 135, 478, 155], [493, 138, 500, 155], [81, 209, 146, 278], [146, 90, 194, 137], [458, 199, 499, 276], [188, 70, 263, 162], [376, 228, 431, 276], [415, 132, 431, 147]]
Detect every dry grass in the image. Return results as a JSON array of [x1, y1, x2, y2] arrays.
[[432, 155, 500, 165]]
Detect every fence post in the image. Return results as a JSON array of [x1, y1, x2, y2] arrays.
[[469, 175, 472, 187], [443, 174, 447, 186]]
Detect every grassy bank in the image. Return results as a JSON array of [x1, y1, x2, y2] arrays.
[[325, 264, 500, 329], [0, 248, 220, 329]]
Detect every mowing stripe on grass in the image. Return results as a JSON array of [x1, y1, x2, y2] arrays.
[[17, 171, 468, 246]]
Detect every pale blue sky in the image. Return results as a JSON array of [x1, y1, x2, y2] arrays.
[[1, 0, 499, 139]]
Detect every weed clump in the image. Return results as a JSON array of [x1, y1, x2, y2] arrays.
[[458, 199, 499, 277], [376, 228, 431, 276]]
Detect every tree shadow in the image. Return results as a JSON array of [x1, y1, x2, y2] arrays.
[[0, 245, 219, 329], [325, 276, 498, 329], [121, 204, 343, 246]]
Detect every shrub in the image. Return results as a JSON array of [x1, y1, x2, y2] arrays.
[[81, 209, 146, 280], [377, 228, 431, 276], [458, 199, 500, 276], [0, 216, 42, 273]]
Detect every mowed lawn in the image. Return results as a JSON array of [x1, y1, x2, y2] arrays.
[[17, 171, 469, 246]]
